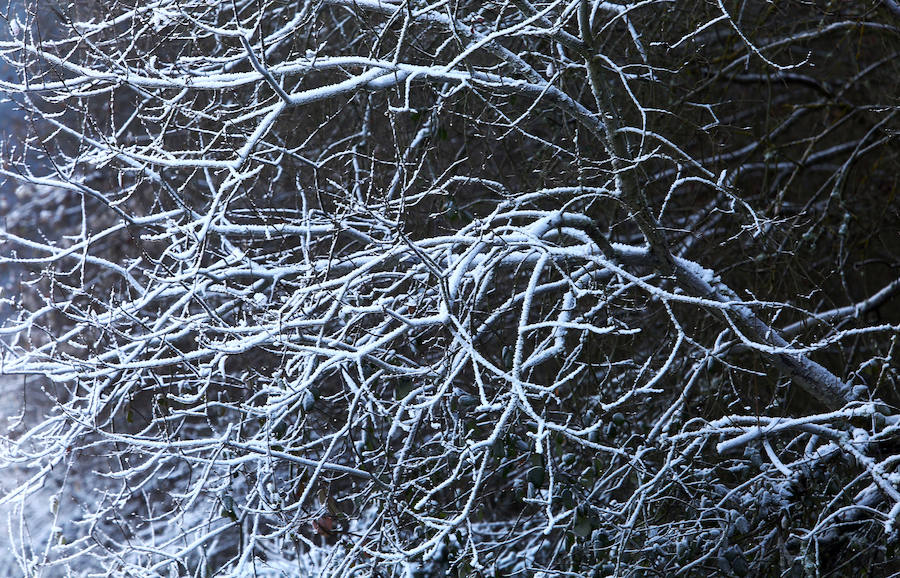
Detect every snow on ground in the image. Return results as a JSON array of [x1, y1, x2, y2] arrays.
[[0, 374, 29, 577], [0, 374, 60, 578]]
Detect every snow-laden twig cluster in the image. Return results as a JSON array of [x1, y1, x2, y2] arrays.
[[1, 0, 898, 575]]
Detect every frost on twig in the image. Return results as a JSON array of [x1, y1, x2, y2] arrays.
[[0, 0, 898, 575]]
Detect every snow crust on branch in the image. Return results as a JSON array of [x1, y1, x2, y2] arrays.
[[0, 0, 898, 575]]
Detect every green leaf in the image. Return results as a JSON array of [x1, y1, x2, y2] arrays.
[[573, 515, 593, 538], [527, 466, 545, 487]]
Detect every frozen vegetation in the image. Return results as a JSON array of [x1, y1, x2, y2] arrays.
[[0, 0, 899, 576]]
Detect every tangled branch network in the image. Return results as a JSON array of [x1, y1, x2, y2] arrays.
[[0, 0, 898, 575]]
